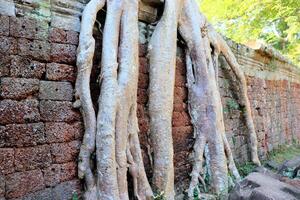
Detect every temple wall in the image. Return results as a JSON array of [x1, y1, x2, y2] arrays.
[[0, 0, 299, 199]]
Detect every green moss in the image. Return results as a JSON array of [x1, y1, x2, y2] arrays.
[[266, 144, 300, 165], [237, 162, 257, 177], [226, 99, 240, 111]]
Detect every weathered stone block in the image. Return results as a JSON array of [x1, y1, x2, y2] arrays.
[[21, 188, 54, 200], [10, 17, 48, 40], [139, 57, 149, 74], [0, 99, 40, 125], [46, 63, 76, 82], [138, 73, 149, 89], [0, 53, 11, 77], [175, 74, 186, 87], [0, 175, 4, 198], [45, 122, 83, 143], [0, 78, 39, 100], [5, 170, 45, 199], [176, 57, 186, 75], [39, 81, 73, 101], [0, 36, 17, 54], [50, 141, 80, 164], [51, 14, 81, 32], [49, 28, 79, 45], [52, 180, 82, 200], [18, 38, 50, 61], [0, 148, 14, 174], [40, 100, 81, 122], [14, 145, 52, 171], [0, 15, 9, 36], [172, 111, 191, 127], [0, 0, 15, 16], [10, 55, 46, 79], [137, 89, 148, 104], [0, 126, 5, 148], [43, 162, 77, 187], [50, 43, 77, 64], [5, 123, 45, 147], [174, 87, 188, 103], [172, 126, 193, 153], [139, 44, 147, 57]]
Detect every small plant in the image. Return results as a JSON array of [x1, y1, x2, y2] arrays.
[[193, 187, 200, 200], [237, 162, 257, 177], [72, 192, 79, 200], [226, 99, 240, 111], [154, 191, 167, 200]]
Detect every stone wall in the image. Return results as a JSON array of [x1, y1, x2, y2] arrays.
[[0, 0, 300, 199]]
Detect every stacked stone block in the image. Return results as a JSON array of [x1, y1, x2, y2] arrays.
[[0, 15, 82, 200]]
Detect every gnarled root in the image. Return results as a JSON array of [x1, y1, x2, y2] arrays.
[[179, 0, 241, 197], [148, 0, 183, 198], [74, 0, 105, 198], [206, 25, 261, 166]]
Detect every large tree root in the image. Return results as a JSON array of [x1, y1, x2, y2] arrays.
[[206, 23, 261, 166], [179, 0, 242, 197], [75, 0, 260, 199], [148, 0, 183, 198]]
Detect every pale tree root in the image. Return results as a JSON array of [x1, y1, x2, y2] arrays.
[[74, 0, 105, 199], [206, 20, 261, 166], [179, 0, 242, 198], [76, 0, 152, 199], [148, 0, 183, 199]]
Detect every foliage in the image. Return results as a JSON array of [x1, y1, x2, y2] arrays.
[[237, 162, 257, 177], [154, 191, 167, 200], [198, 0, 300, 65], [72, 192, 79, 200]]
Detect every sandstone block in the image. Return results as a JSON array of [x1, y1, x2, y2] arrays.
[[50, 141, 80, 164], [0, 78, 39, 100], [14, 145, 52, 171], [46, 63, 76, 82], [50, 43, 77, 64], [10, 55, 46, 79], [43, 162, 77, 187], [0, 36, 17, 54], [49, 28, 79, 45], [0, 99, 40, 124], [39, 81, 73, 101], [45, 122, 83, 143], [0, 148, 14, 174], [40, 100, 81, 122], [0, 15, 9, 36], [10, 17, 48, 40], [6, 170, 45, 199], [18, 38, 50, 61]]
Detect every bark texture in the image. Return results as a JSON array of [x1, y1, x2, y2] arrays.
[[148, 0, 182, 198], [75, 0, 260, 199]]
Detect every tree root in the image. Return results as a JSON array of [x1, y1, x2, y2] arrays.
[[75, 0, 260, 199], [179, 0, 243, 197], [148, 0, 183, 198]]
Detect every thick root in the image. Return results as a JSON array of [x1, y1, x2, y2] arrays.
[[148, 0, 183, 198], [75, 0, 105, 196], [96, 0, 123, 199], [206, 22, 261, 166], [180, 0, 243, 197]]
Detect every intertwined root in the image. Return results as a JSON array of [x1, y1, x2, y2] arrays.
[[75, 0, 260, 199]]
